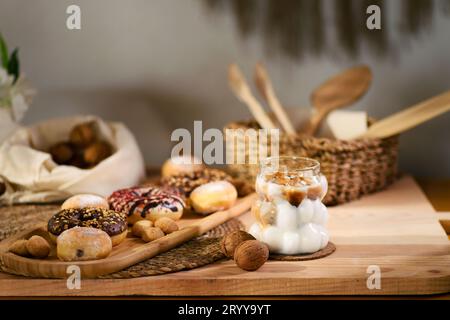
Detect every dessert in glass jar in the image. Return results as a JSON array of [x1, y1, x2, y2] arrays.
[[248, 156, 329, 255]]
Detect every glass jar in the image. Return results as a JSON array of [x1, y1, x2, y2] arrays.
[[248, 156, 329, 255]]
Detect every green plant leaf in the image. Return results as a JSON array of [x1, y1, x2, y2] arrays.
[[8, 48, 19, 83], [0, 33, 8, 69]]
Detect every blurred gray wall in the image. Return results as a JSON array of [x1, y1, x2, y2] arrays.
[[0, 0, 449, 177]]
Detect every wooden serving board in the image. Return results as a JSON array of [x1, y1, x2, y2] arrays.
[[0, 194, 256, 279], [0, 176, 449, 296]]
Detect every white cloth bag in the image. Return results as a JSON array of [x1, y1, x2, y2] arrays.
[[0, 116, 145, 204]]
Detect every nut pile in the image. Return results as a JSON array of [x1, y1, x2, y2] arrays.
[[220, 230, 269, 271], [48, 122, 113, 168], [131, 217, 179, 243], [9, 235, 51, 259]]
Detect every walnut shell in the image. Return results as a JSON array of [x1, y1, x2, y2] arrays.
[[220, 230, 255, 258], [234, 240, 269, 271]]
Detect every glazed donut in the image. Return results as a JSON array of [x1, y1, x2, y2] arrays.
[[108, 186, 185, 225], [57, 227, 112, 261], [47, 207, 127, 246], [61, 194, 109, 210]]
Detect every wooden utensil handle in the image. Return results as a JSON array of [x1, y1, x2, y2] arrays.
[[243, 93, 277, 130], [360, 90, 450, 139], [303, 109, 327, 136]]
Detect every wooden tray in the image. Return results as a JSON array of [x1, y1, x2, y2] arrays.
[[0, 176, 449, 296], [0, 194, 256, 279]]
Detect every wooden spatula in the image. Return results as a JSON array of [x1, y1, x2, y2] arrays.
[[254, 62, 296, 135], [228, 64, 277, 130], [359, 90, 450, 139], [304, 65, 372, 136]]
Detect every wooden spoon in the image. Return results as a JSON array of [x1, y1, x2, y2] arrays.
[[254, 62, 296, 135], [304, 65, 372, 136], [358, 90, 450, 139], [228, 64, 276, 130]]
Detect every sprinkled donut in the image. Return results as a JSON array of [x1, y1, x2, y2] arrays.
[[47, 207, 128, 246], [108, 186, 185, 225]]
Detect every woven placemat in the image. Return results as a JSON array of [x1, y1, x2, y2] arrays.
[[269, 242, 336, 261], [0, 204, 244, 278]]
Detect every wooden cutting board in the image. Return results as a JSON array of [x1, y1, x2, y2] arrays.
[[0, 176, 449, 296], [0, 195, 256, 279]]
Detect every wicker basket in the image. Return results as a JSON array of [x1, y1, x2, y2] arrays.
[[224, 120, 399, 206]]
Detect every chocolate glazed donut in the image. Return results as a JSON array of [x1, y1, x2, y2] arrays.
[[108, 186, 185, 225], [48, 208, 128, 246]]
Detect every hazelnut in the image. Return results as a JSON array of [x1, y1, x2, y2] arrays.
[[141, 227, 165, 243], [220, 230, 255, 258], [83, 141, 112, 166], [9, 239, 30, 256], [154, 217, 179, 234], [131, 220, 153, 237], [70, 122, 96, 147], [26, 235, 51, 258], [234, 240, 269, 271], [49, 142, 74, 164]]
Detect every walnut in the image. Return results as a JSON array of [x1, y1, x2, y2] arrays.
[[131, 220, 153, 237], [234, 240, 269, 271], [220, 230, 255, 258], [70, 122, 96, 147], [141, 227, 165, 243], [9, 239, 30, 256], [49, 142, 74, 164], [26, 235, 51, 258], [83, 141, 112, 166], [154, 217, 179, 234]]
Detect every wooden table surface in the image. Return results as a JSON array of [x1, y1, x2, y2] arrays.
[[0, 176, 449, 299]]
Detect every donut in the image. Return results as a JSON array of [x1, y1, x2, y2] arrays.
[[47, 207, 127, 246], [108, 186, 185, 225], [161, 155, 205, 178], [61, 194, 109, 210], [57, 227, 112, 261], [161, 168, 233, 209]]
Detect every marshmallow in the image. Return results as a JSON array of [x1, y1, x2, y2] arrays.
[[281, 231, 301, 255], [248, 223, 262, 240], [262, 225, 284, 252], [311, 200, 328, 225], [275, 200, 298, 231], [297, 198, 315, 224], [297, 223, 325, 253]]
